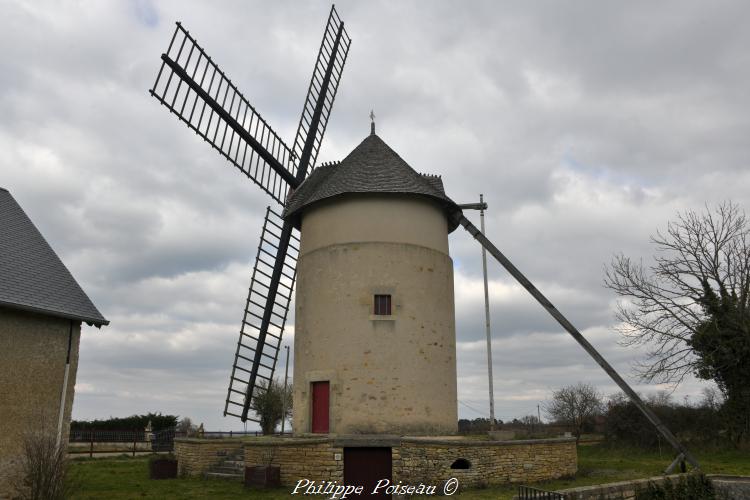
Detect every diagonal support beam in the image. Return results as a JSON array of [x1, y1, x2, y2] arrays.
[[159, 53, 299, 189], [450, 209, 700, 471]]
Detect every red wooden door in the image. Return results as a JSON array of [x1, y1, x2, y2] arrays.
[[311, 381, 330, 433]]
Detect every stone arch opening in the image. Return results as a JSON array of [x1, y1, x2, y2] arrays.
[[450, 458, 471, 469]]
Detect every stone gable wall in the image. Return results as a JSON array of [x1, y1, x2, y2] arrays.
[[0, 309, 80, 498]]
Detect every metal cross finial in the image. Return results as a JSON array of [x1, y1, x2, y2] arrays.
[[370, 109, 375, 135]]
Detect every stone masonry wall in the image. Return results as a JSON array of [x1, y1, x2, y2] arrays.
[[174, 438, 244, 477], [294, 194, 458, 436], [0, 309, 81, 498], [244, 438, 343, 485], [396, 437, 577, 488], [243, 436, 575, 488]]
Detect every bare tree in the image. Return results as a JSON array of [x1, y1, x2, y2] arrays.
[[604, 201, 750, 385], [519, 415, 541, 436], [520, 415, 540, 426], [175, 417, 196, 436], [544, 383, 603, 442]]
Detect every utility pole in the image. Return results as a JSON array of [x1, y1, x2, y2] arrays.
[[457, 196, 495, 430], [280, 345, 291, 434], [479, 195, 496, 431]]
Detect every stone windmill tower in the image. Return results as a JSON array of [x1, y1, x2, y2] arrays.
[[284, 124, 460, 435]]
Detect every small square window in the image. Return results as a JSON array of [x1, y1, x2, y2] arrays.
[[373, 294, 391, 315]]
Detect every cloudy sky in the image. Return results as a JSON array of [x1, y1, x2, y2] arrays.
[[2, 0, 749, 431]]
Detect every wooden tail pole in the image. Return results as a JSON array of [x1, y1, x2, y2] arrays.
[[450, 210, 700, 471]]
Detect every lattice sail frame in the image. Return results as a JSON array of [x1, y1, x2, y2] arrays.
[[224, 208, 299, 421], [150, 23, 297, 204], [293, 7, 351, 178]]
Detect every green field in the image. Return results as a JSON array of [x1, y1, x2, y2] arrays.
[[69, 445, 750, 499]]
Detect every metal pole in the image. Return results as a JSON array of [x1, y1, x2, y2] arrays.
[[479, 194, 496, 431], [281, 345, 291, 434], [56, 321, 74, 449]]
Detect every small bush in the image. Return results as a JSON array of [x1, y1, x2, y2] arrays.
[[250, 379, 292, 435], [635, 473, 716, 499], [11, 429, 76, 500], [148, 452, 176, 465], [605, 393, 724, 448]]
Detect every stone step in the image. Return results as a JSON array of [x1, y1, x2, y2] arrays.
[[209, 465, 243, 473], [213, 460, 243, 467], [216, 451, 244, 458], [205, 471, 243, 481]]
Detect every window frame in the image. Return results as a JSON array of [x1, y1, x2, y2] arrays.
[[373, 294, 392, 316]]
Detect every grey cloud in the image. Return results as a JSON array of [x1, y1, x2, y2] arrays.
[[2, 0, 747, 429]]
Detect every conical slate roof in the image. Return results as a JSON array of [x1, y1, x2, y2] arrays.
[[283, 133, 459, 231], [0, 188, 108, 327]]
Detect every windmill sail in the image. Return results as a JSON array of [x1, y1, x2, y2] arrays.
[[150, 23, 298, 205], [450, 209, 700, 471], [224, 207, 299, 421], [292, 5, 351, 177], [224, 7, 351, 422], [150, 6, 351, 425]]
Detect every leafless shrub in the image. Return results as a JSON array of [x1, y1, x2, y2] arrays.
[[11, 428, 76, 500]]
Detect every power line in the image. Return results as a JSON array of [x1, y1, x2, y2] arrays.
[[458, 399, 486, 417]]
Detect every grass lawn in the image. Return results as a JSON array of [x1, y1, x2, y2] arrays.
[[69, 444, 750, 499], [69, 457, 288, 499]]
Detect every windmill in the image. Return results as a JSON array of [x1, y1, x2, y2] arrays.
[[149, 6, 351, 423], [150, 5, 697, 472]]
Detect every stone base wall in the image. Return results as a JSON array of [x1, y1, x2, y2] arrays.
[[558, 474, 750, 500], [174, 438, 243, 476], [242, 436, 576, 489], [244, 438, 343, 485], [711, 475, 750, 500], [398, 437, 576, 488]]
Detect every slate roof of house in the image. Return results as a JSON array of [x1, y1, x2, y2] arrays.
[[283, 133, 459, 231], [0, 188, 108, 327]]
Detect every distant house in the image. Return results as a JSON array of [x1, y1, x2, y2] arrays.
[[0, 187, 108, 494]]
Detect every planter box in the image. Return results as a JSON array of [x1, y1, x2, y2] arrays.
[[245, 465, 281, 488], [149, 458, 178, 479]]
